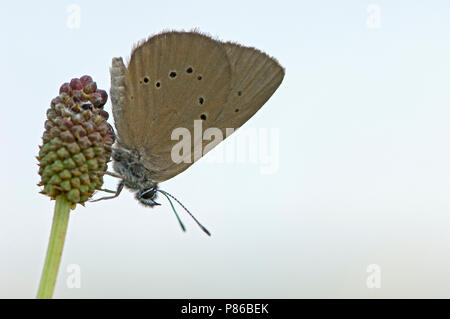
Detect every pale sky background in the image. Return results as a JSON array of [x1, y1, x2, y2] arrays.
[[1, 0, 450, 298]]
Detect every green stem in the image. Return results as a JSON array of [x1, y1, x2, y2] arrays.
[[36, 195, 71, 299]]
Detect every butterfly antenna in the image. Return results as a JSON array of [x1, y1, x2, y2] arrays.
[[158, 190, 211, 236], [158, 191, 186, 233]]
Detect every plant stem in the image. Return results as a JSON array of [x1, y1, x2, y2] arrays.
[[36, 195, 71, 299]]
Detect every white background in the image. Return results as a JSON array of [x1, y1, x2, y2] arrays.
[[1, 0, 450, 298]]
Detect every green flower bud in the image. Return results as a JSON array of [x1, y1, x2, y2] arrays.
[[37, 76, 115, 206]]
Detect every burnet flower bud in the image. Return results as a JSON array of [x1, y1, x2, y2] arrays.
[[37, 76, 115, 206]]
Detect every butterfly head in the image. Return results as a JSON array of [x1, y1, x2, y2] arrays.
[[136, 185, 161, 207], [92, 147, 210, 235]]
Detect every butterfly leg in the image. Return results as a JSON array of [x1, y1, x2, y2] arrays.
[[94, 171, 123, 179], [90, 181, 124, 202], [98, 188, 117, 194]]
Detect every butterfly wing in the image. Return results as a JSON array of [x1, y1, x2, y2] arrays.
[[216, 42, 285, 128], [158, 41, 286, 181], [111, 31, 233, 181], [110, 31, 284, 183]]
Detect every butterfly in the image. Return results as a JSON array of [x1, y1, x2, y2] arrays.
[[93, 30, 285, 235]]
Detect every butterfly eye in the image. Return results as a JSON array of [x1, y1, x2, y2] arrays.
[[169, 71, 177, 78], [140, 188, 156, 200]]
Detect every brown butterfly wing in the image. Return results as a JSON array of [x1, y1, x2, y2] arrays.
[[216, 42, 285, 128], [111, 31, 284, 183], [111, 31, 233, 182], [158, 41, 285, 181]]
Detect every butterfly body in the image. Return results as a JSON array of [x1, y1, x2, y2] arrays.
[[111, 147, 160, 206]]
